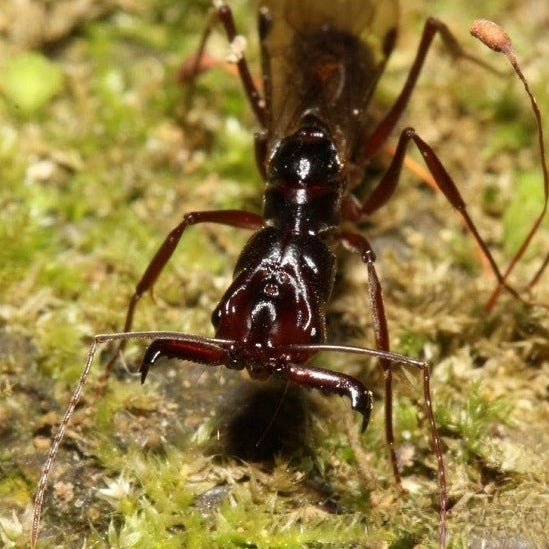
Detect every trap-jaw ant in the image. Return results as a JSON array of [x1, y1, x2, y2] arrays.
[[32, 2, 547, 547]]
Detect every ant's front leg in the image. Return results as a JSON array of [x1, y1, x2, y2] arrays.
[[102, 210, 263, 384], [338, 230, 448, 547], [338, 231, 402, 490]]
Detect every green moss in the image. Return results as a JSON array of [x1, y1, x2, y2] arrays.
[[397, 332, 430, 358], [34, 312, 88, 385], [503, 169, 548, 257], [436, 383, 512, 461], [396, 403, 420, 434], [1, 53, 64, 116], [0, 477, 30, 508]]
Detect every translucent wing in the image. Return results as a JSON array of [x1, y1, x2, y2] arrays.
[[258, 0, 399, 158]]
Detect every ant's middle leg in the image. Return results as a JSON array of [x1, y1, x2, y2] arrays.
[[345, 127, 525, 306], [182, 1, 266, 127], [103, 210, 264, 382]]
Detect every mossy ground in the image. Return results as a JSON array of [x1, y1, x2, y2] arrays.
[[0, 1, 547, 548]]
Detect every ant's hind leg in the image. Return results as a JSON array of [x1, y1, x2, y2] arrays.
[[359, 17, 499, 163], [182, 1, 266, 126]]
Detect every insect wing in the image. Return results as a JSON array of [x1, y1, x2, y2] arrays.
[[259, 0, 399, 157]]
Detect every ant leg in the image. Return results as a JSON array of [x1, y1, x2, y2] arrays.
[[179, 5, 218, 83], [528, 252, 548, 289], [279, 362, 373, 433], [102, 210, 263, 383], [355, 20, 548, 309], [346, 127, 526, 306], [182, 1, 266, 127], [338, 231, 402, 491], [360, 17, 498, 162], [338, 231, 448, 547], [255, 130, 269, 180]]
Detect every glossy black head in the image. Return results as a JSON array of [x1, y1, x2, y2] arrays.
[[211, 227, 336, 376]]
